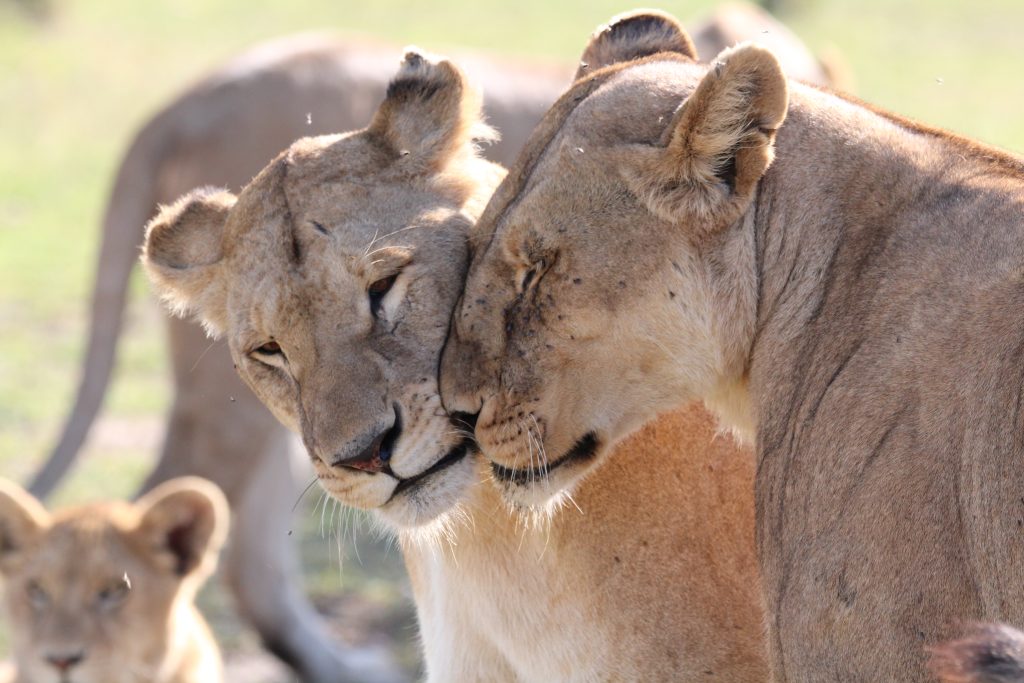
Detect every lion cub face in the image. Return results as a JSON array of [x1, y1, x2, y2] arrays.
[[0, 478, 227, 683], [442, 13, 787, 506], [143, 52, 505, 528]]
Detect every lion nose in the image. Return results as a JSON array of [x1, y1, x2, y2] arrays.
[[45, 651, 85, 672], [332, 408, 402, 474]]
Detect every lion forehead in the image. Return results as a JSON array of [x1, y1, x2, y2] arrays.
[[570, 60, 703, 146]]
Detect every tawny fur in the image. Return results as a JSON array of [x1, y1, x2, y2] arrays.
[[0, 478, 227, 683], [33, 20, 830, 682], [406, 405, 767, 682], [443, 10, 1024, 683], [37, 9, 830, 680], [140, 48, 770, 681]]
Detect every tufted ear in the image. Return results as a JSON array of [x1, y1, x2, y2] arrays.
[[368, 48, 496, 173], [619, 43, 788, 237], [0, 479, 49, 574], [133, 477, 228, 581], [141, 187, 236, 337], [574, 10, 698, 81]]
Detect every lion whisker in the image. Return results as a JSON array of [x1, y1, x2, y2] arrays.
[[362, 226, 381, 255], [292, 476, 320, 513], [364, 223, 426, 253], [564, 491, 585, 516]]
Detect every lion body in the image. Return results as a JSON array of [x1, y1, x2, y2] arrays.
[[443, 13, 1024, 682], [141, 44, 772, 681]]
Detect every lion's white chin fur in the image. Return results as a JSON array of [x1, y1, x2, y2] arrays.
[[372, 454, 478, 530]]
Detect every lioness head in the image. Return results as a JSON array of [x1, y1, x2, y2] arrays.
[[0, 477, 227, 683], [142, 51, 504, 528], [442, 12, 787, 505]]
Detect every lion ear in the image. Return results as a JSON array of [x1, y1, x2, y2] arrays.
[[620, 43, 788, 237], [368, 48, 496, 173], [575, 10, 698, 80], [133, 477, 228, 580], [142, 187, 235, 336], [0, 479, 50, 574]]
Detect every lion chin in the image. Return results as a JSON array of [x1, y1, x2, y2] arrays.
[[312, 434, 478, 531]]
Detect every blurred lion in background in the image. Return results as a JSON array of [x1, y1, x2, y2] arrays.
[[0, 477, 227, 683]]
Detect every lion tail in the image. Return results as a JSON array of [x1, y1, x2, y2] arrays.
[[930, 623, 1024, 683], [27, 111, 174, 498]]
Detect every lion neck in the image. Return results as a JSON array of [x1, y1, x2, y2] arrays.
[[686, 81, 1024, 445], [740, 82, 1024, 444], [399, 405, 767, 682]]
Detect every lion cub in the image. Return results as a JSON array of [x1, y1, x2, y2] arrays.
[[0, 477, 227, 683]]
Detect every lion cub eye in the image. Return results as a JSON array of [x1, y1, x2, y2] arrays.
[[97, 573, 132, 610], [368, 274, 398, 318], [26, 580, 48, 610]]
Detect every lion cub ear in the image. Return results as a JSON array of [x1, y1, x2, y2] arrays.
[[0, 479, 50, 574], [368, 48, 496, 173], [133, 477, 229, 581], [621, 43, 788, 237], [575, 10, 698, 80], [142, 187, 236, 336]]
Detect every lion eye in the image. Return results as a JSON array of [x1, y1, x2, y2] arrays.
[[26, 580, 48, 610], [518, 259, 546, 295], [255, 341, 282, 355], [249, 340, 287, 369], [97, 574, 131, 610], [368, 274, 398, 318]]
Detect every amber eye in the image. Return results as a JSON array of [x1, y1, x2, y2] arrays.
[[368, 274, 398, 317], [254, 341, 282, 355], [249, 340, 286, 368]]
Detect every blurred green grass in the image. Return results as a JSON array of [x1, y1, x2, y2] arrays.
[[0, 0, 1022, 670]]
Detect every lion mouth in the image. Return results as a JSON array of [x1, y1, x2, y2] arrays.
[[490, 431, 600, 486], [388, 437, 472, 499]]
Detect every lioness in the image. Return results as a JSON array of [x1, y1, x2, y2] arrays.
[[0, 477, 227, 683], [442, 9, 1024, 683], [140, 47, 769, 681], [31, 8, 834, 679]]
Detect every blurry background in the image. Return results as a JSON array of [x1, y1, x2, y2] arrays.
[[1, 0, 1021, 679]]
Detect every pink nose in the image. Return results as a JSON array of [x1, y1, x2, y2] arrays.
[[45, 651, 84, 672], [330, 408, 402, 473]]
